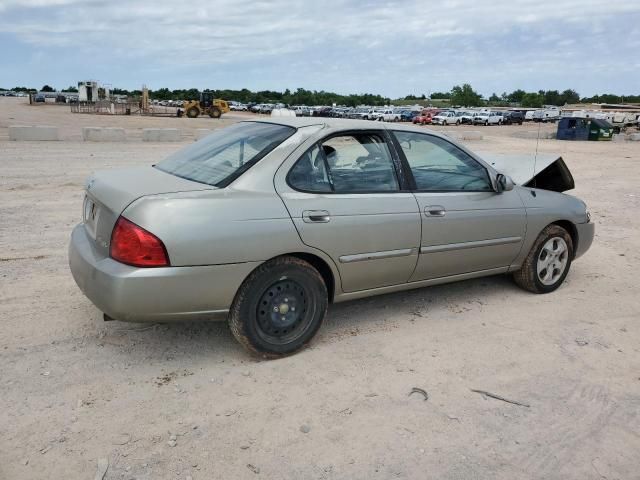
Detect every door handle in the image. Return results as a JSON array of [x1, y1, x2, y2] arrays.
[[302, 210, 331, 223], [424, 205, 446, 217]]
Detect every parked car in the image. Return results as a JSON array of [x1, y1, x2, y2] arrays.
[[364, 109, 384, 120], [348, 107, 371, 119], [525, 110, 536, 122], [313, 106, 333, 117], [379, 109, 401, 122], [229, 102, 248, 111], [458, 111, 476, 124], [473, 111, 503, 125], [259, 104, 275, 114], [292, 106, 311, 117], [34, 94, 46, 103], [503, 111, 525, 125], [69, 118, 593, 357], [432, 111, 459, 125], [533, 108, 561, 123], [400, 110, 419, 122], [412, 110, 434, 125]]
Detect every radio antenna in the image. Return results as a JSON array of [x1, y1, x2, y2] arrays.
[[533, 117, 542, 188]]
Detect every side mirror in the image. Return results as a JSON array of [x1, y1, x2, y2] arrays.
[[496, 173, 515, 193]]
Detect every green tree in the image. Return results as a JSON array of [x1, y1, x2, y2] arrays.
[[450, 84, 482, 107], [507, 89, 526, 103], [430, 91, 450, 99], [41, 85, 55, 92], [543, 90, 561, 106], [151, 87, 172, 100], [521, 92, 543, 108], [62, 86, 78, 92], [559, 89, 580, 105]]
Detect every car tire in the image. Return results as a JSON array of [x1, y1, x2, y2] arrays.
[[456, 120, 460, 125], [484, 120, 488, 126], [443, 120, 448, 125], [229, 256, 328, 358], [512, 224, 574, 294]]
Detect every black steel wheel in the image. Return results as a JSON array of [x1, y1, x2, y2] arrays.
[[229, 256, 328, 357]]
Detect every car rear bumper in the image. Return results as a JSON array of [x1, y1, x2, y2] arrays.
[[574, 221, 595, 260], [68, 224, 260, 322]]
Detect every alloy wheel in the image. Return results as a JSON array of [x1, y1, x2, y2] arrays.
[[537, 237, 569, 285]]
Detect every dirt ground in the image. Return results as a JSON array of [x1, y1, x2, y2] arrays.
[[1, 97, 639, 480]]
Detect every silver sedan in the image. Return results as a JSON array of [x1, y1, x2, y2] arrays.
[[69, 118, 594, 356]]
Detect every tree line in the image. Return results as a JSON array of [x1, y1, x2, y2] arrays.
[[3, 84, 640, 107]]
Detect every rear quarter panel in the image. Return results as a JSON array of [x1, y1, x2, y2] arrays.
[[121, 125, 341, 276]]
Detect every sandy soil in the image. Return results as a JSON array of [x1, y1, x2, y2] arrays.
[[1, 97, 639, 480]]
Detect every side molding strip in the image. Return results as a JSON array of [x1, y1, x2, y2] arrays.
[[339, 248, 414, 264], [420, 237, 522, 254]]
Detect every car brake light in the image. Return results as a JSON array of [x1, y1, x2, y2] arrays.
[[110, 216, 169, 267]]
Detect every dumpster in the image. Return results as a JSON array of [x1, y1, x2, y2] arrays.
[[557, 117, 613, 141]]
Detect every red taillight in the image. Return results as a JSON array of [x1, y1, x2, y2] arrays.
[[110, 217, 169, 267]]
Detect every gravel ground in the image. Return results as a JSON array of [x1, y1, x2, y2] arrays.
[[1, 98, 639, 479]]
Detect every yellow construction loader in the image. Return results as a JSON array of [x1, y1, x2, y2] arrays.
[[181, 91, 230, 118]]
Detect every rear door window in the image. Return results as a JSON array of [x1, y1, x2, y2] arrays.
[[288, 133, 400, 193]]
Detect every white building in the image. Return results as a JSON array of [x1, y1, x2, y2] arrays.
[[78, 81, 109, 102]]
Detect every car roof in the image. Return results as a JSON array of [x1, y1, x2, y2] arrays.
[[246, 116, 468, 143]]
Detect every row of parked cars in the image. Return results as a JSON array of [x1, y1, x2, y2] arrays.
[[226, 100, 566, 125], [0, 91, 28, 97], [413, 109, 527, 126]]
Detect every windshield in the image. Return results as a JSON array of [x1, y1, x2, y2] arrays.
[[155, 122, 295, 187]]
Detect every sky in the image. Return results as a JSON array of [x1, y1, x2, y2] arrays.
[[1, 0, 639, 98]]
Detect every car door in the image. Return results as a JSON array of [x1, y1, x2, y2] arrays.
[[390, 130, 526, 281], [276, 130, 421, 293]]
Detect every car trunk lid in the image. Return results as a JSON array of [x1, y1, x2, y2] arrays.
[[82, 166, 215, 256]]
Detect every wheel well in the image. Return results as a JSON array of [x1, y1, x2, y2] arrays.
[[551, 220, 578, 256], [285, 253, 335, 302]]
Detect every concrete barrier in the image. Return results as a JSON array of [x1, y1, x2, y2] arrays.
[[9, 125, 59, 141], [82, 127, 126, 142], [142, 128, 180, 142], [629, 133, 640, 141], [195, 129, 212, 140]]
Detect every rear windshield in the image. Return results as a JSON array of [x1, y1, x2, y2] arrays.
[[155, 122, 295, 187]]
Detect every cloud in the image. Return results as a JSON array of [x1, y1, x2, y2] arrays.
[[0, 0, 639, 96]]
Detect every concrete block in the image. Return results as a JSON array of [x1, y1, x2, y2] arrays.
[[82, 127, 126, 142], [195, 129, 212, 140], [629, 133, 640, 141], [142, 128, 180, 142], [9, 125, 59, 141]]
